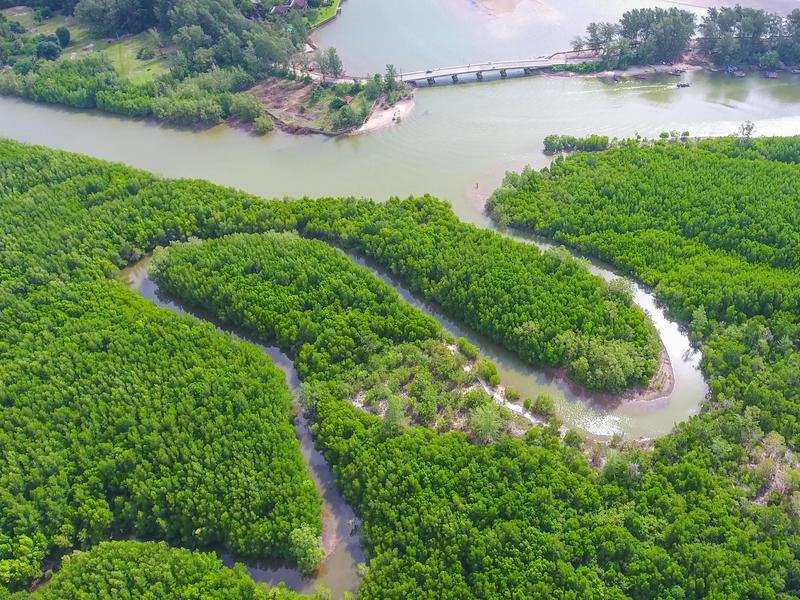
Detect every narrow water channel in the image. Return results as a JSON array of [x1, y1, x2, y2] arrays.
[[346, 235, 706, 440], [119, 257, 364, 598], [117, 212, 707, 591]]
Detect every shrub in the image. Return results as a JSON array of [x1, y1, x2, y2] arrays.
[[289, 526, 324, 575], [470, 404, 503, 443], [136, 46, 156, 60], [253, 114, 274, 134], [55, 26, 70, 48], [532, 394, 556, 419], [229, 93, 265, 122], [35, 40, 61, 60]]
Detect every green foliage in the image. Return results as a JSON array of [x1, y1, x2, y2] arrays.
[[531, 394, 556, 419], [542, 134, 610, 155], [316, 47, 343, 80], [136, 45, 155, 60], [230, 92, 265, 122], [54, 26, 69, 48], [31, 541, 303, 599], [2, 139, 800, 599], [331, 104, 360, 131], [0, 144, 322, 591], [74, 0, 156, 37], [0, 0, 305, 126], [295, 196, 660, 392], [289, 527, 324, 576], [35, 39, 61, 60], [151, 233, 441, 382], [489, 139, 800, 447], [469, 404, 503, 443], [699, 6, 800, 67], [151, 92, 226, 125], [573, 8, 695, 67], [253, 113, 275, 134]]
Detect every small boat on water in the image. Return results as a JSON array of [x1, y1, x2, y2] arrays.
[[792, 69, 800, 74], [734, 71, 746, 78], [677, 82, 690, 88], [764, 71, 778, 79]]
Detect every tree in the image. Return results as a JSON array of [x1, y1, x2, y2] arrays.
[[691, 305, 709, 338], [364, 73, 383, 101], [384, 63, 398, 91], [55, 26, 71, 48], [74, 0, 156, 37], [532, 394, 556, 419], [738, 120, 755, 147], [289, 526, 324, 575], [325, 47, 343, 79], [760, 50, 780, 70], [36, 40, 62, 60], [470, 404, 502, 443], [384, 395, 407, 433], [291, 50, 311, 76]]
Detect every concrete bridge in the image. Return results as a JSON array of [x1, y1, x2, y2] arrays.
[[399, 50, 602, 85]]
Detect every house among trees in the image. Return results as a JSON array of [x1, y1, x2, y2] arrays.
[[270, 0, 308, 15]]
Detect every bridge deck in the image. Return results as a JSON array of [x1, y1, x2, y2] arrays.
[[399, 51, 602, 83]]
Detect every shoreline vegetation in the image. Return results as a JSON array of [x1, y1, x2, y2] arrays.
[[4, 138, 800, 598], [4, 4, 800, 137]]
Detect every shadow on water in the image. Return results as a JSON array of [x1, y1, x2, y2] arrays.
[[119, 257, 364, 599]]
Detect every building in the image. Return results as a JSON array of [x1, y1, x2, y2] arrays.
[[270, 0, 308, 15]]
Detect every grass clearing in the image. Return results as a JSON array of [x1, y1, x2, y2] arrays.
[[2, 8, 167, 83], [306, 0, 341, 28], [1, 8, 92, 47], [97, 32, 169, 83]]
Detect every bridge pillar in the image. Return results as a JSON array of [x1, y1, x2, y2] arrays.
[[500, 69, 507, 78], [427, 77, 435, 86], [476, 71, 483, 80], [451, 74, 459, 83]]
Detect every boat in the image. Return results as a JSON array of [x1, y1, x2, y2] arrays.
[[677, 82, 690, 88]]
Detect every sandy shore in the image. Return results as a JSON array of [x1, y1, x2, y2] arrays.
[[353, 96, 415, 135], [609, 62, 703, 78], [554, 345, 676, 409]]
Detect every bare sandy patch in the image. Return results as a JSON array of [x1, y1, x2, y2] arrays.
[[353, 96, 415, 135]]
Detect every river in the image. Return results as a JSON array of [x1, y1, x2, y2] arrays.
[[120, 258, 364, 598], [2, 2, 795, 431]]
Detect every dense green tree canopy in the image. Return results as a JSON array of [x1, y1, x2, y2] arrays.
[[700, 7, 800, 67], [30, 541, 305, 599], [291, 195, 661, 392], [489, 138, 800, 448], [1, 139, 799, 598], [150, 233, 516, 434], [0, 0, 304, 127]]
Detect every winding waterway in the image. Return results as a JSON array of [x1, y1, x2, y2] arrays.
[[120, 258, 364, 598], [2, 0, 796, 436], [118, 235, 704, 593]]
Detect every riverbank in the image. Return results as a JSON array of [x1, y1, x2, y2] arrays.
[[120, 257, 365, 597], [557, 346, 675, 409], [353, 94, 415, 135]]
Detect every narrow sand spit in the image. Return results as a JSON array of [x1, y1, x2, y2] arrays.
[[353, 97, 415, 135]]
